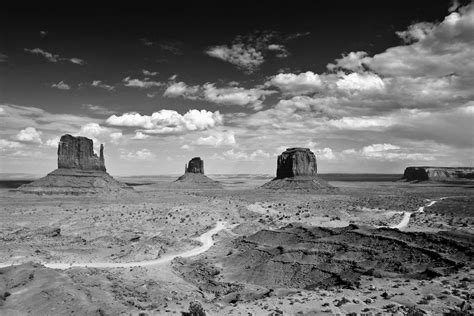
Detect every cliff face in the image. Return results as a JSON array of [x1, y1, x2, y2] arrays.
[[262, 147, 334, 191], [185, 157, 204, 174], [276, 148, 317, 179], [57, 134, 106, 171], [403, 166, 474, 182]]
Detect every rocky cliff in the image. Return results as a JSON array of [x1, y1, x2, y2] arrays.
[[185, 157, 204, 174], [262, 148, 334, 191], [402, 166, 474, 182], [19, 134, 130, 195], [58, 134, 106, 171]]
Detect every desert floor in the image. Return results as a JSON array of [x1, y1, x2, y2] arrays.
[[0, 176, 472, 315]]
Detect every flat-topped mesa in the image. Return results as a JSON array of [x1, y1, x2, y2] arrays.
[[57, 134, 106, 171], [276, 148, 317, 179], [262, 147, 334, 191], [185, 157, 204, 174], [402, 166, 474, 182]]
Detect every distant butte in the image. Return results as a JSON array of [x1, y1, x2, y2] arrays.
[[402, 166, 474, 183], [173, 157, 222, 189], [262, 147, 335, 191], [19, 134, 131, 195]]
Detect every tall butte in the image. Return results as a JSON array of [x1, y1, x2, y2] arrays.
[[262, 147, 335, 191], [173, 157, 222, 188], [19, 134, 131, 195]]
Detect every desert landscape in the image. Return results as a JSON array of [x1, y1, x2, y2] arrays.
[[0, 137, 472, 315]]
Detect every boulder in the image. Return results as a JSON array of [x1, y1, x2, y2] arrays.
[[402, 166, 474, 182], [185, 157, 204, 174], [18, 134, 131, 195], [262, 147, 334, 191], [58, 134, 106, 171]]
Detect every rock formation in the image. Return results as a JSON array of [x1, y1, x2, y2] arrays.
[[184, 157, 204, 174], [173, 157, 222, 189], [262, 147, 334, 191], [57, 134, 106, 171], [402, 166, 474, 182], [19, 135, 131, 195]]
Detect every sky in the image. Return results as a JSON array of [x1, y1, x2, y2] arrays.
[[1, 1, 473, 176]]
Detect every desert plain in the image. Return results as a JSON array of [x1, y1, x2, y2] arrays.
[[0, 174, 472, 316]]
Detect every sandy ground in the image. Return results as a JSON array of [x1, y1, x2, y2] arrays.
[[0, 177, 472, 315]]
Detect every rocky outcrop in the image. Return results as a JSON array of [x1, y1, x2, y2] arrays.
[[185, 157, 204, 174], [58, 134, 106, 171], [402, 166, 474, 182], [19, 135, 131, 195], [262, 148, 334, 191], [276, 148, 317, 179], [173, 157, 222, 189]]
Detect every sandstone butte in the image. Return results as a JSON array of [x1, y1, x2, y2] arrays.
[[262, 147, 335, 191], [19, 134, 130, 195], [402, 166, 474, 182], [174, 157, 222, 188]]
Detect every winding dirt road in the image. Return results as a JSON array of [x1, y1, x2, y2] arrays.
[[0, 221, 228, 270], [389, 197, 449, 229]]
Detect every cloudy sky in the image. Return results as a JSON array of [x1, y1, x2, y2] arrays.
[[1, 1, 473, 176]]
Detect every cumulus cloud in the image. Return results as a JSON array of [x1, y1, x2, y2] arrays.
[[267, 44, 289, 58], [131, 131, 150, 140], [206, 44, 264, 73], [142, 69, 158, 76], [51, 81, 71, 90], [106, 109, 223, 135], [44, 136, 60, 148], [343, 143, 435, 162], [335, 72, 385, 92], [266, 71, 323, 95], [110, 132, 123, 144], [24, 48, 85, 65], [0, 139, 24, 150], [196, 131, 236, 147], [16, 127, 42, 143], [120, 149, 155, 160], [123, 77, 163, 88], [79, 123, 109, 138], [163, 82, 199, 98], [92, 80, 115, 91], [222, 148, 270, 161]]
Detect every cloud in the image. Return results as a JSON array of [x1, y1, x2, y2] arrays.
[[343, 143, 435, 161], [266, 71, 323, 95], [16, 127, 42, 143], [222, 148, 270, 161], [51, 81, 71, 90], [24, 48, 85, 65], [81, 104, 116, 115], [327, 51, 369, 72], [142, 69, 158, 76], [196, 131, 236, 147], [267, 44, 289, 58], [120, 149, 155, 160], [131, 131, 150, 140], [0, 139, 24, 150], [78, 123, 109, 138], [44, 136, 60, 148], [109, 132, 123, 144], [91, 80, 115, 91], [40, 30, 48, 38], [106, 109, 223, 135], [163, 82, 199, 98], [0, 53, 7, 62], [122, 77, 163, 89], [335, 72, 385, 92], [206, 44, 264, 73]]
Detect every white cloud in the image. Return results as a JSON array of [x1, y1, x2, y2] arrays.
[[16, 127, 42, 143], [196, 131, 236, 147], [120, 149, 155, 160], [45, 136, 60, 148], [267, 44, 289, 58], [131, 131, 150, 140], [81, 104, 115, 115], [79, 123, 109, 138], [327, 51, 369, 71], [343, 143, 435, 162], [266, 71, 323, 95], [329, 116, 395, 130], [0, 53, 7, 62], [206, 44, 264, 73], [123, 77, 163, 89], [222, 148, 270, 161], [51, 81, 71, 90], [24, 48, 85, 65], [0, 139, 24, 150], [110, 132, 123, 144], [335, 72, 385, 92], [106, 109, 223, 135], [142, 69, 158, 76], [203, 84, 275, 110], [92, 80, 114, 91], [163, 82, 199, 98]]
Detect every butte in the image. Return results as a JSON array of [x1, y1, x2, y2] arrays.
[[261, 147, 335, 191], [172, 157, 222, 189], [18, 134, 131, 195]]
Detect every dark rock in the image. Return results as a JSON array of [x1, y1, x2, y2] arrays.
[[402, 166, 474, 182], [185, 157, 204, 174], [276, 148, 317, 179], [262, 147, 334, 191], [58, 134, 106, 171]]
